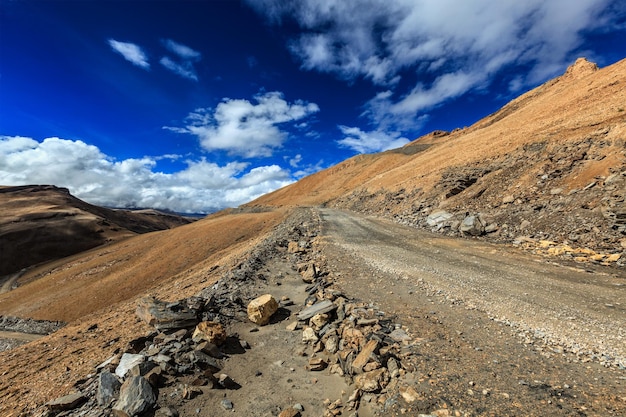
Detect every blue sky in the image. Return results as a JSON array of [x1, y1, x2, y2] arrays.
[[1, 0, 625, 213]]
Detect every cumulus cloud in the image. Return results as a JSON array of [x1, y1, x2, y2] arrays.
[[0, 136, 293, 213], [160, 39, 201, 81], [165, 91, 320, 158], [248, 0, 619, 130], [337, 126, 410, 154], [108, 39, 150, 69]]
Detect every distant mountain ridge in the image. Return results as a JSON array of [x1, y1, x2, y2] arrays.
[[0, 184, 194, 276]]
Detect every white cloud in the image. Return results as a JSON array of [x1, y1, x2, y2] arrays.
[[248, 0, 618, 129], [108, 39, 150, 69], [165, 91, 320, 158], [390, 71, 484, 116], [160, 39, 201, 81], [337, 126, 410, 154], [160, 56, 199, 81], [0, 135, 293, 213], [288, 154, 302, 168], [162, 39, 201, 60]]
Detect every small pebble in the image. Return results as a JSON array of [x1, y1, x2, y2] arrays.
[[221, 399, 234, 410]]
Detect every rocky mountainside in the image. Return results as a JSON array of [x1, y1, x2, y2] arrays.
[[0, 58, 625, 417], [252, 57, 626, 266], [0, 185, 194, 277]]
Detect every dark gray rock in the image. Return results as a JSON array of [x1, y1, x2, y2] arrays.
[[189, 350, 221, 373], [218, 373, 240, 390], [298, 300, 336, 321], [97, 371, 121, 407], [113, 376, 157, 417]]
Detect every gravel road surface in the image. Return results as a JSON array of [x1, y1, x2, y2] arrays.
[[318, 208, 626, 415]]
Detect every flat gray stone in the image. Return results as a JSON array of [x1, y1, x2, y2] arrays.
[[46, 392, 86, 412], [297, 300, 336, 321]]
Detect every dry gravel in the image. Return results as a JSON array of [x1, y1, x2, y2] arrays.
[[318, 208, 626, 415]]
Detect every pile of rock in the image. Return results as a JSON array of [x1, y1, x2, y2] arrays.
[[282, 238, 458, 417], [40, 295, 247, 416]]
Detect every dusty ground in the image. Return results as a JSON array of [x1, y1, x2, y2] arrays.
[[2, 208, 625, 416]]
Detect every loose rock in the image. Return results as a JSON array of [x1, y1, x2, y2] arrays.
[[136, 297, 198, 331], [298, 300, 337, 321], [247, 294, 279, 325], [115, 353, 145, 378], [113, 376, 156, 417], [192, 321, 227, 345], [97, 371, 121, 407], [45, 392, 86, 412]]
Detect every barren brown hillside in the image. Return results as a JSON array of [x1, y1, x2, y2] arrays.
[[0, 58, 625, 417], [0, 185, 193, 277], [0, 207, 285, 322], [252, 58, 626, 261]]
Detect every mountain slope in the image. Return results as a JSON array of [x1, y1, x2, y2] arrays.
[[0, 185, 194, 277], [0, 57, 625, 415], [251, 57, 626, 257], [0, 207, 285, 322]]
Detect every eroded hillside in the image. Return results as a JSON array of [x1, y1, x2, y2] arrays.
[[252, 58, 626, 265]]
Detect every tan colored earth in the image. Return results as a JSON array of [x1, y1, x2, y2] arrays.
[[0, 57, 625, 416]]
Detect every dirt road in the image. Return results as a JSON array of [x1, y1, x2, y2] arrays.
[[0, 270, 23, 294], [318, 208, 626, 415], [0, 331, 43, 342]]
